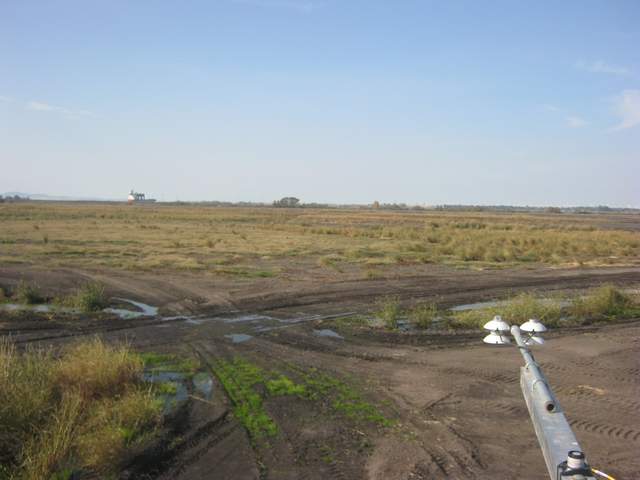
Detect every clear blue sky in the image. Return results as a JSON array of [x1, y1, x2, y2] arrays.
[[1, 0, 639, 206]]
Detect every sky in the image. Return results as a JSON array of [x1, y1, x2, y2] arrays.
[[1, 0, 639, 206]]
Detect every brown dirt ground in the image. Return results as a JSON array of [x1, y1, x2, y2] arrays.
[[1, 264, 639, 479]]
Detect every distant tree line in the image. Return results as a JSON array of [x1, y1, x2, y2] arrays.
[[273, 197, 301, 207], [0, 195, 29, 203]]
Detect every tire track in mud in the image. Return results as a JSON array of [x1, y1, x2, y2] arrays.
[[438, 366, 520, 386], [540, 361, 640, 387], [191, 339, 355, 480], [555, 389, 640, 415], [235, 270, 640, 314], [158, 412, 238, 478], [216, 334, 482, 480], [567, 418, 640, 443]]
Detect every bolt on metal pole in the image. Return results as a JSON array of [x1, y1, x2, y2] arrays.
[[511, 325, 595, 480]]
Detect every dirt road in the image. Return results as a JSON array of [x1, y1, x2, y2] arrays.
[[1, 265, 639, 479]]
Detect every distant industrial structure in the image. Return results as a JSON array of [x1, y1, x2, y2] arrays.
[[127, 190, 157, 204]]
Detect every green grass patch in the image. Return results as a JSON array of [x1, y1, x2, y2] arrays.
[[68, 282, 108, 312], [140, 352, 199, 375], [297, 368, 392, 427], [212, 358, 277, 439], [446, 285, 638, 330], [376, 295, 401, 329], [266, 375, 307, 396], [448, 292, 565, 329], [153, 382, 179, 395], [14, 280, 45, 305], [212, 357, 393, 441], [570, 284, 638, 319], [408, 303, 439, 329]]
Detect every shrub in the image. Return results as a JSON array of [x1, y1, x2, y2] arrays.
[[70, 282, 108, 312], [75, 390, 161, 472], [54, 338, 143, 400], [501, 292, 562, 324], [15, 280, 44, 304], [409, 303, 439, 329], [449, 293, 563, 330], [20, 392, 83, 480], [376, 296, 401, 329], [0, 340, 54, 467], [570, 285, 632, 319]]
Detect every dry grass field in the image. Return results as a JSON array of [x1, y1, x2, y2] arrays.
[[1, 203, 638, 279]]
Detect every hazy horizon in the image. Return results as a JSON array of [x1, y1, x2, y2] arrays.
[[1, 1, 639, 207]]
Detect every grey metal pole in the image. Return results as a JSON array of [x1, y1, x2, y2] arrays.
[[511, 325, 595, 480]]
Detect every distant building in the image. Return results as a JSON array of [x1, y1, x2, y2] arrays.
[[127, 190, 157, 204]]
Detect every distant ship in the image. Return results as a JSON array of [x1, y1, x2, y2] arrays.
[[127, 190, 157, 204]]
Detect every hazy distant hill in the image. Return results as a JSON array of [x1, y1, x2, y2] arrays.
[[2, 192, 116, 201]]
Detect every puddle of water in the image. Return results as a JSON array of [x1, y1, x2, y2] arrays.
[[450, 298, 572, 312], [0, 303, 77, 314], [106, 297, 159, 319], [143, 371, 188, 413], [185, 318, 203, 325], [313, 329, 344, 339], [192, 372, 214, 399], [161, 315, 194, 321], [225, 333, 253, 343], [222, 314, 274, 324], [103, 308, 147, 319], [0, 303, 26, 312], [450, 300, 502, 312]]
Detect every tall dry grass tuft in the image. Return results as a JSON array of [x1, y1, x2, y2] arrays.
[[409, 303, 439, 329], [0, 339, 53, 467], [0, 337, 160, 479], [570, 284, 632, 319], [69, 282, 108, 312], [54, 338, 144, 400], [76, 390, 161, 472], [20, 392, 83, 480], [376, 296, 401, 329]]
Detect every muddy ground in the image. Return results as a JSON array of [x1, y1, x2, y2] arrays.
[[1, 264, 639, 479]]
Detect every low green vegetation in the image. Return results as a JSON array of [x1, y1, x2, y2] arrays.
[[449, 293, 564, 329], [65, 282, 108, 312], [376, 296, 401, 329], [212, 357, 392, 441], [0, 338, 162, 480], [140, 352, 199, 375], [14, 280, 44, 305], [4, 281, 109, 313], [369, 285, 639, 332], [409, 302, 439, 329], [213, 358, 278, 439], [296, 367, 393, 427], [570, 284, 634, 318]]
